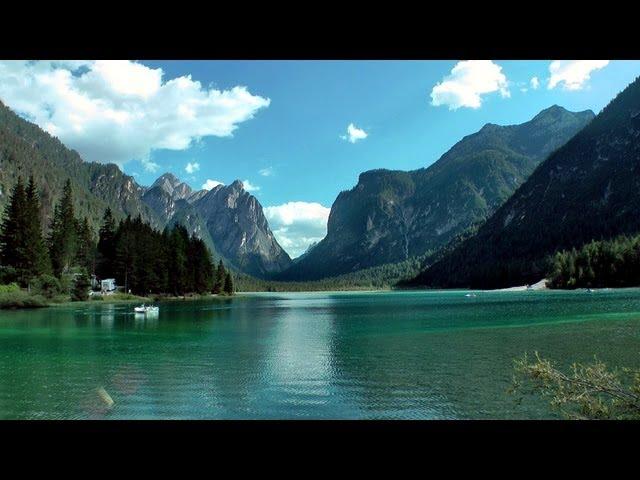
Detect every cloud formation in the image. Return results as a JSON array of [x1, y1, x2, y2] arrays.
[[547, 60, 609, 90], [341, 123, 368, 143], [263, 202, 330, 258], [185, 162, 200, 174], [259, 166, 274, 177], [431, 60, 510, 110], [202, 179, 224, 190], [0, 60, 270, 171], [242, 180, 260, 192], [530, 76, 540, 90]]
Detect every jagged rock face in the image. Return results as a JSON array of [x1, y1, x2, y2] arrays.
[[141, 173, 197, 223], [140, 174, 292, 277], [280, 105, 595, 280], [88, 163, 161, 227], [187, 189, 208, 204], [194, 180, 292, 277], [166, 199, 220, 259], [415, 77, 640, 289]]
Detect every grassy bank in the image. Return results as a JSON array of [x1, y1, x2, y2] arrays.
[[0, 290, 49, 309], [44, 291, 235, 308]]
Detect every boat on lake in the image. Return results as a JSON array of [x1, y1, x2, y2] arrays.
[[134, 304, 159, 315]]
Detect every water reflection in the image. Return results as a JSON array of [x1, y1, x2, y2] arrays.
[[260, 295, 358, 418], [327, 293, 460, 419], [2, 291, 640, 419]]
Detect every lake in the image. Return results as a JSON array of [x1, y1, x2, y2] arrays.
[[1, 289, 640, 419]]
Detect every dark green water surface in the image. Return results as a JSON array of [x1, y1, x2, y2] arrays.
[[1, 289, 639, 419]]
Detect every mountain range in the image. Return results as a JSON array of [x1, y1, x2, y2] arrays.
[[5, 77, 639, 289], [411, 76, 640, 289], [277, 105, 594, 280], [144, 174, 291, 276], [0, 100, 290, 278]]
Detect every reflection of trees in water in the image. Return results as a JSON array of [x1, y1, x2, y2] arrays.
[[119, 297, 279, 418], [0, 308, 119, 419]]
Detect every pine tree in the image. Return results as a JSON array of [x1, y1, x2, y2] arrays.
[[213, 259, 226, 294], [0, 177, 28, 284], [23, 176, 52, 282], [224, 271, 234, 295], [173, 225, 189, 295], [48, 179, 78, 276], [114, 217, 135, 293], [187, 235, 214, 294], [75, 216, 95, 274], [97, 207, 116, 279]]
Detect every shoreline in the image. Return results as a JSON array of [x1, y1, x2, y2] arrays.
[[489, 278, 548, 292], [51, 292, 233, 308], [4, 281, 637, 311]]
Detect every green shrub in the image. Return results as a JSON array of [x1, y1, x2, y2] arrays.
[[90, 294, 104, 301], [110, 292, 144, 301], [71, 273, 91, 301], [0, 283, 20, 294], [59, 274, 74, 295], [30, 274, 62, 299], [0, 291, 48, 309]]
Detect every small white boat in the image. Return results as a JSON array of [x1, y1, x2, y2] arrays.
[[465, 293, 477, 298], [134, 304, 159, 314]]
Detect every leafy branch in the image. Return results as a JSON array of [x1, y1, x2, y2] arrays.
[[510, 352, 640, 420]]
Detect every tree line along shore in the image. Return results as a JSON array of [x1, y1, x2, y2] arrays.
[[3, 174, 639, 310], [0, 177, 235, 309]]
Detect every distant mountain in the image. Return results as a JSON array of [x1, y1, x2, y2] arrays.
[[0, 100, 291, 278], [279, 105, 595, 280], [192, 180, 292, 277], [292, 241, 319, 264], [412, 77, 640, 289], [142, 173, 196, 222], [140, 172, 292, 277]]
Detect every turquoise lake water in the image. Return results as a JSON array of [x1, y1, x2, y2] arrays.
[[1, 289, 640, 419]]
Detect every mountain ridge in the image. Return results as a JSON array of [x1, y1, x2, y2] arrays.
[[0, 100, 291, 278], [411, 77, 640, 289], [278, 105, 595, 281]]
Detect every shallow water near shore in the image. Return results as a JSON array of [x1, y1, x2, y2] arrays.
[[1, 289, 640, 419]]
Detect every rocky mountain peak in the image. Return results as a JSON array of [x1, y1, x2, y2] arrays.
[[152, 172, 180, 188], [151, 172, 193, 200], [230, 179, 245, 191], [278, 104, 595, 281]]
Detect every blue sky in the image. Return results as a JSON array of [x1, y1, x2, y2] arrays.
[[1, 60, 639, 256]]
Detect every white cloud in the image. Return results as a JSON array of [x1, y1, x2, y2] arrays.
[[242, 180, 260, 192], [530, 76, 540, 90], [143, 159, 160, 173], [185, 161, 200, 174], [259, 166, 274, 177], [341, 123, 368, 143], [202, 179, 224, 190], [263, 202, 330, 258], [430, 60, 510, 110], [547, 60, 609, 90], [0, 60, 270, 168]]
